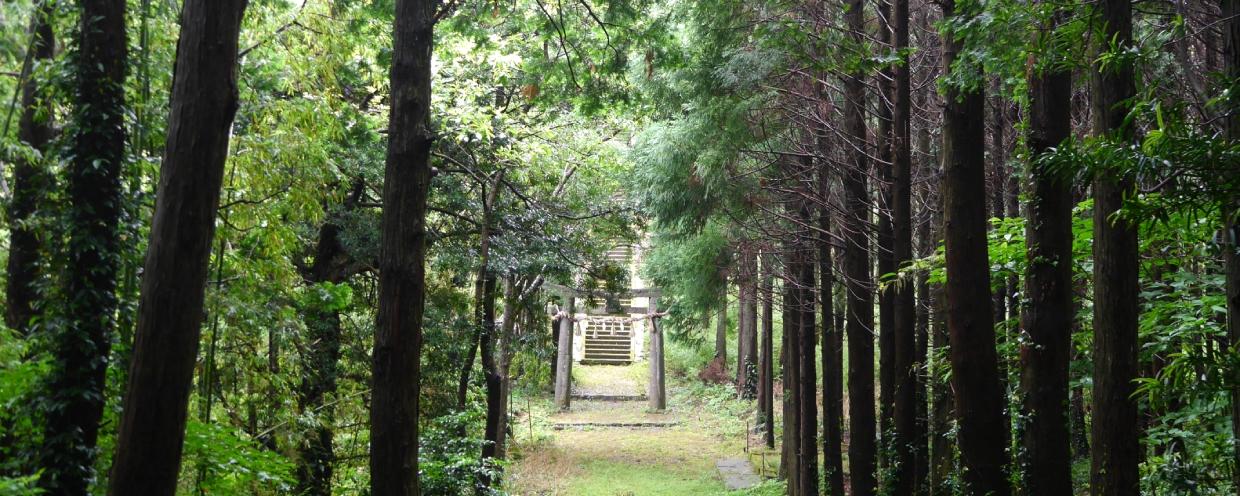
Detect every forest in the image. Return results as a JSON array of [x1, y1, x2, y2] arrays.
[[0, 0, 1236, 494]]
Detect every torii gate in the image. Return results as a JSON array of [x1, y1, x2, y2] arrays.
[[546, 283, 667, 412]]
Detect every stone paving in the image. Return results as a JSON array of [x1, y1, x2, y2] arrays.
[[715, 457, 762, 490]]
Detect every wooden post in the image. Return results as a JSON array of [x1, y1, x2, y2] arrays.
[[648, 295, 666, 411], [554, 293, 575, 410]]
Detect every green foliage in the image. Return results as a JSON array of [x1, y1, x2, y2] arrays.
[[419, 410, 503, 496], [178, 420, 294, 494], [0, 474, 42, 496]]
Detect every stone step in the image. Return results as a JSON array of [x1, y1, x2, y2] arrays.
[[579, 357, 632, 365], [551, 421, 678, 430], [585, 335, 631, 342], [582, 344, 629, 352], [585, 338, 630, 344], [583, 349, 630, 357], [570, 393, 647, 401], [716, 458, 762, 490]]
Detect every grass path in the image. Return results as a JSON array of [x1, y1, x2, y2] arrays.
[[505, 364, 778, 495]]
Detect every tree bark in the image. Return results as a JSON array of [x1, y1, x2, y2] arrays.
[[5, 0, 54, 337], [292, 183, 366, 496], [1221, 0, 1239, 491], [1020, 5, 1074, 494], [493, 278, 520, 461], [39, 1, 127, 491], [737, 246, 758, 395], [1089, 0, 1141, 491], [819, 168, 845, 496], [459, 173, 504, 411], [106, 2, 246, 494], [760, 252, 775, 448], [793, 157, 819, 496], [780, 251, 800, 490], [716, 288, 729, 363], [648, 296, 666, 411], [889, 0, 917, 489], [370, 0, 436, 493], [929, 281, 954, 496], [554, 294, 575, 410], [940, 0, 1011, 491], [877, 0, 897, 462], [844, 0, 877, 487], [479, 274, 501, 485]]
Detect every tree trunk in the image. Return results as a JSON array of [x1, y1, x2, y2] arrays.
[[737, 246, 758, 396], [5, 0, 54, 337], [459, 176, 503, 411], [371, 0, 436, 492], [844, 0, 877, 487], [291, 191, 365, 496], [940, 0, 1011, 491], [1221, 0, 1239, 491], [780, 252, 800, 490], [39, 0, 127, 491], [929, 281, 954, 496], [760, 252, 775, 448], [1020, 5, 1074, 493], [793, 157, 820, 496], [554, 294, 575, 410], [889, 0, 917, 489], [1089, 0, 1141, 491], [716, 288, 729, 363], [494, 278, 518, 460], [877, 0, 896, 464], [296, 306, 343, 496], [648, 296, 666, 411], [914, 268, 930, 492], [106, 2, 245, 494], [819, 168, 845, 496], [479, 274, 501, 485]]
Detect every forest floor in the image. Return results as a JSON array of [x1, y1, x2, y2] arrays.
[[505, 363, 779, 495]]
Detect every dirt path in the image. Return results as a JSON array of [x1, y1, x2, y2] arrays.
[[506, 364, 767, 495]]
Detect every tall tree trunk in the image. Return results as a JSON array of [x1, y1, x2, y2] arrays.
[[737, 245, 758, 394], [1221, 0, 1239, 491], [844, 0, 877, 486], [290, 181, 365, 496], [876, 0, 897, 470], [37, 0, 125, 492], [760, 251, 775, 448], [459, 175, 503, 410], [554, 294, 575, 410], [819, 167, 845, 496], [929, 280, 954, 496], [716, 288, 729, 363], [106, 2, 246, 494], [479, 274, 501, 485], [1089, 0, 1141, 491], [494, 278, 519, 459], [914, 267, 930, 491], [940, 0, 1011, 491], [780, 245, 800, 491], [793, 157, 820, 496], [6, 0, 54, 337], [989, 86, 1012, 422], [648, 295, 667, 411], [890, 0, 917, 485], [42, 5, 130, 490], [371, 0, 436, 492], [1020, 5, 1074, 494], [296, 306, 344, 496]]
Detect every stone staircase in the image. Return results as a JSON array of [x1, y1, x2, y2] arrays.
[[582, 319, 633, 365]]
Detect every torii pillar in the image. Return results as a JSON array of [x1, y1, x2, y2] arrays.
[[647, 295, 666, 411], [554, 293, 575, 410]]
